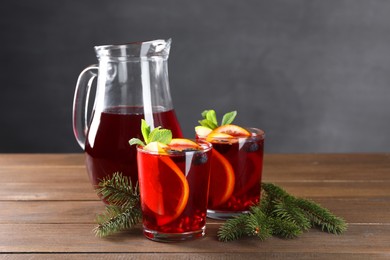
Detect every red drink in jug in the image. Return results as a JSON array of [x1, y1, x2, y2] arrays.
[[85, 106, 182, 188]]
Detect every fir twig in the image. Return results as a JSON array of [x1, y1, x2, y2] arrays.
[[96, 172, 140, 208], [93, 173, 142, 237], [244, 206, 272, 240], [294, 198, 348, 234], [217, 214, 249, 242], [218, 182, 348, 242], [269, 216, 302, 239], [271, 197, 312, 231], [94, 205, 142, 237]]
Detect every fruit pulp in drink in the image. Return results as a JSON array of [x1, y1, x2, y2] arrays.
[[137, 145, 211, 236], [208, 133, 264, 211], [85, 106, 183, 189]]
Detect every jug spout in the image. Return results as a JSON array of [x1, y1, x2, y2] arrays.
[[94, 39, 172, 60]]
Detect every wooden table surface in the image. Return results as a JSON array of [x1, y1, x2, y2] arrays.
[[0, 153, 389, 259]]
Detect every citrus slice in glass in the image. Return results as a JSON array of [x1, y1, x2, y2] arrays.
[[169, 138, 200, 151], [234, 155, 261, 197], [195, 126, 213, 137], [211, 124, 251, 137], [138, 154, 189, 226], [207, 149, 235, 208], [143, 141, 169, 154], [206, 132, 234, 143]]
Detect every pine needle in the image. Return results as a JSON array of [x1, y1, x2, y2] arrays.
[[271, 197, 312, 231], [294, 198, 348, 234], [269, 217, 302, 239], [217, 182, 348, 241], [94, 205, 142, 237], [244, 206, 272, 240], [96, 172, 140, 208], [217, 214, 249, 242], [93, 172, 142, 237]]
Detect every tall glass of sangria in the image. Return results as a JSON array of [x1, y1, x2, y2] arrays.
[[195, 110, 265, 219], [136, 138, 212, 242]]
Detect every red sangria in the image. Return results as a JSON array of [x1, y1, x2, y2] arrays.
[[136, 138, 212, 242], [85, 106, 182, 189], [195, 110, 265, 219]]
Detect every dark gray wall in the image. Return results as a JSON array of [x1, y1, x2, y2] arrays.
[[1, 0, 389, 153]]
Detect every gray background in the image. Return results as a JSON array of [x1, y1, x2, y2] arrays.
[[1, 0, 389, 153]]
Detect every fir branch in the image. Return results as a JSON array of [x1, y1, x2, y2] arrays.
[[294, 198, 348, 234], [93, 172, 142, 237], [218, 207, 273, 242], [271, 197, 311, 231], [217, 214, 249, 242], [96, 172, 140, 208], [262, 183, 291, 201], [244, 206, 272, 240], [269, 216, 302, 239], [217, 182, 348, 242], [94, 205, 142, 237]]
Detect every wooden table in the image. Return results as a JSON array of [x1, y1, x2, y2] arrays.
[[0, 154, 389, 259]]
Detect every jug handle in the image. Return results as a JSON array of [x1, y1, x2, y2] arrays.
[[72, 64, 99, 150]]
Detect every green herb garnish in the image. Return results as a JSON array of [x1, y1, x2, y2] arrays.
[[198, 109, 237, 130], [129, 119, 172, 147]]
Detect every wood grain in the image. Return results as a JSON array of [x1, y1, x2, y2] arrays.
[[0, 153, 389, 258], [0, 224, 389, 254]]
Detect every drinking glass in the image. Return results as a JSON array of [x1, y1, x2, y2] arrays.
[[201, 128, 265, 219], [136, 140, 212, 242]]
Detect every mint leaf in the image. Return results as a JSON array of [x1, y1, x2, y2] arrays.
[[129, 138, 145, 147], [201, 110, 210, 119], [148, 128, 172, 144], [206, 110, 218, 127], [129, 120, 172, 147], [141, 119, 151, 144], [221, 111, 237, 125], [199, 119, 218, 129]]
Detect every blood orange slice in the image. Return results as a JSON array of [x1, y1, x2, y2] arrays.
[[137, 154, 189, 226], [169, 138, 200, 150], [211, 124, 251, 137], [206, 132, 234, 143], [143, 141, 169, 154], [208, 149, 235, 208], [234, 156, 261, 197]]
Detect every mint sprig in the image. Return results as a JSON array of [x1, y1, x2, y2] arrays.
[[129, 119, 172, 147], [198, 110, 237, 130]]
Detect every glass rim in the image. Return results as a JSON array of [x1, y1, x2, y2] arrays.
[[198, 127, 265, 141], [94, 38, 171, 61], [136, 139, 213, 156]]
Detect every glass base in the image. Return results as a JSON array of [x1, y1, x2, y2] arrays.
[[207, 209, 249, 220], [143, 226, 206, 242]]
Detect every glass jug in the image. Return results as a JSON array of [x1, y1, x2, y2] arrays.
[[72, 39, 183, 192]]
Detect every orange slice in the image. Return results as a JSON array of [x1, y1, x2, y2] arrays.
[[137, 154, 189, 226], [195, 126, 212, 137], [234, 155, 262, 197], [169, 138, 200, 151], [207, 149, 235, 208], [206, 132, 234, 143], [143, 141, 169, 154], [211, 124, 251, 137]]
